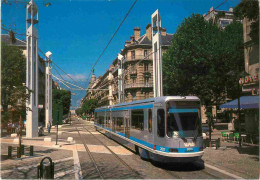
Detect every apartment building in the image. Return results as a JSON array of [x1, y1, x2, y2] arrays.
[[204, 6, 235, 29], [83, 24, 173, 107]]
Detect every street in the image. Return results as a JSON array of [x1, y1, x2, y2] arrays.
[[1, 116, 258, 179]]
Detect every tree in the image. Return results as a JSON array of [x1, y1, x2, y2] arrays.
[[222, 21, 245, 100], [9, 85, 31, 157], [163, 14, 225, 104], [1, 42, 26, 124], [163, 14, 244, 144], [81, 99, 98, 115], [52, 89, 71, 116], [233, 0, 259, 43], [75, 108, 83, 116]]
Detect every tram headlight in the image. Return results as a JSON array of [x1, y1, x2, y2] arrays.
[[173, 131, 179, 138]]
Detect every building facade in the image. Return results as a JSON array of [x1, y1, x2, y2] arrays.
[[83, 24, 173, 107], [203, 6, 235, 29]]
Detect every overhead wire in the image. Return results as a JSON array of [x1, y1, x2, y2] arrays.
[[85, 0, 138, 86]]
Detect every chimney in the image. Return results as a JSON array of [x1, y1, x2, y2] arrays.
[[161, 28, 166, 36], [229, 7, 233, 12], [130, 35, 135, 43], [125, 40, 131, 46], [134, 27, 141, 40], [146, 23, 151, 41]]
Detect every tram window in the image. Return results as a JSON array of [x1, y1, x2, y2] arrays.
[[131, 109, 144, 131], [116, 117, 124, 133], [148, 109, 152, 133], [99, 116, 104, 126], [157, 109, 165, 137]]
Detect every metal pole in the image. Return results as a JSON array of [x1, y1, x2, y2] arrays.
[[56, 104, 59, 145], [238, 80, 241, 148]]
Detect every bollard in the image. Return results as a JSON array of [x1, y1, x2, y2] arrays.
[[17, 147, 21, 158], [37, 157, 54, 179], [216, 138, 220, 149], [30, 146, 34, 156], [8, 146, 12, 158], [21, 145, 24, 155]]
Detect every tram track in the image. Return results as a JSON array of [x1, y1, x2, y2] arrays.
[[76, 120, 227, 179], [82, 127, 141, 178], [93, 127, 183, 179], [92, 126, 219, 179], [76, 127, 104, 179]]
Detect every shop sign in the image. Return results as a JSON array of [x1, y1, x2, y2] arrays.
[[239, 74, 258, 85], [252, 88, 259, 96]]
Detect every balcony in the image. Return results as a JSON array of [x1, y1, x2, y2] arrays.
[[129, 69, 137, 75], [112, 66, 118, 74], [125, 55, 152, 62], [124, 83, 153, 89]]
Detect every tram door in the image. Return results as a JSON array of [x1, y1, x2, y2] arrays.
[[125, 110, 130, 138], [112, 117, 116, 132]]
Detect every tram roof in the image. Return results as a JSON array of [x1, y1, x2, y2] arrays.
[[95, 96, 199, 110]]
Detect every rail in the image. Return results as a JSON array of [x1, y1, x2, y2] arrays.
[[76, 127, 104, 179], [83, 127, 140, 177]]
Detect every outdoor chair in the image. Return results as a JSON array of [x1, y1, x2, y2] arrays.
[[234, 133, 239, 141], [228, 133, 234, 141], [221, 132, 227, 141]]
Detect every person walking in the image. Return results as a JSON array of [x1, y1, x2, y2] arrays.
[[12, 123, 15, 133], [47, 122, 51, 134]]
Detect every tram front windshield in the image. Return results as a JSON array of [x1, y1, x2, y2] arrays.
[[167, 101, 201, 137]]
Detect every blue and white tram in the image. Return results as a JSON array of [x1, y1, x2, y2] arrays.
[[94, 96, 204, 163]]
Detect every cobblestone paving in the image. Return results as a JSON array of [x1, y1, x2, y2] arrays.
[[202, 143, 259, 179], [1, 143, 74, 179]]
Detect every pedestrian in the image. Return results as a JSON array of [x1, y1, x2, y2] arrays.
[[47, 122, 51, 134], [12, 123, 15, 133]]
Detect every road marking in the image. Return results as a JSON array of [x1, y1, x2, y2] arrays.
[[204, 163, 244, 179], [1, 157, 73, 174], [107, 146, 133, 155], [73, 146, 83, 180], [54, 169, 75, 178]]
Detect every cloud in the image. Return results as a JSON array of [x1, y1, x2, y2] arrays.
[[61, 73, 87, 82]]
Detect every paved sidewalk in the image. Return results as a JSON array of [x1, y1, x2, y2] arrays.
[[0, 124, 81, 179], [202, 131, 259, 179], [1, 143, 75, 179]]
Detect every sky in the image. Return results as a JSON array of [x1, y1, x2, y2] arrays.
[[2, 0, 240, 87]]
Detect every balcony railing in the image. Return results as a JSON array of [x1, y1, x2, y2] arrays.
[[125, 55, 152, 61], [124, 83, 153, 89]]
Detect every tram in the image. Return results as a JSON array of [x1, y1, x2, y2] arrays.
[[94, 96, 204, 163]]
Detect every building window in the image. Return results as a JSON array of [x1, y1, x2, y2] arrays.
[[131, 109, 144, 130], [145, 92, 149, 99], [148, 109, 152, 133], [132, 91, 136, 101], [220, 20, 230, 29], [131, 50, 135, 60], [144, 63, 149, 71], [145, 77, 149, 85], [132, 78, 136, 84], [157, 109, 165, 137], [144, 50, 148, 58]]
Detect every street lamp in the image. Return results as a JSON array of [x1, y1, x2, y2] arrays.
[[117, 53, 125, 103]]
